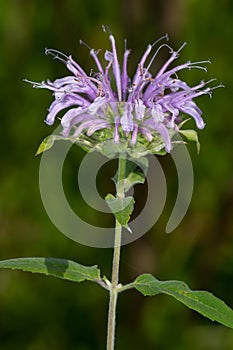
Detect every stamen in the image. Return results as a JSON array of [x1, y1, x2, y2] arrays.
[[79, 39, 91, 50], [23, 79, 45, 88], [80, 40, 104, 74], [80, 40, 99, 57], [188, 65, 208, 72], [190, 59, 211, 65], [23, 78, 35, 84], [205, 78, 217, 85], [102, 25, 112, 35], [210, 83, 225, 90], [176, 42, 187, 54], [45, 48, 68, 64], [151, 33, 169, 48], [146, 43, 174, 73], [124, 39, 128, 52]]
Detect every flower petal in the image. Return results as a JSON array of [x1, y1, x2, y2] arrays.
[[120, 104, 134, 132], [46, 97, 79, 125], [179, 101, 205, 129]]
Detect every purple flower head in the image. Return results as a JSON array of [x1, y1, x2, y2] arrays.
[[26, 27, 220, 155]]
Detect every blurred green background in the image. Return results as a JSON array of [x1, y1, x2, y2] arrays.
[[1, 0, 233, 349]]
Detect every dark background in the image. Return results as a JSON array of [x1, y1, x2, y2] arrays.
[[1, 1, 233, 349]]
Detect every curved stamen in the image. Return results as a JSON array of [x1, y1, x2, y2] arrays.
[[23, 79, 53, 90], [188, 65, 208, 72], [189, 59, 211, 66], [204, 78, 217, 86], [45, 48, 68, 64], [23, 79, 40, 88], [210, 83, 224, 90], [186, 60, 211, 73], [151, 33, 169, 48], [154, 45, 183, 79], [145, 43, 175, 73], [80, 40, 104, 74], [130, 37, 169, 91], [148, 42, 185, 78]]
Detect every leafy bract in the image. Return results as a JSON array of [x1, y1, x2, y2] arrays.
[[105, 194, 134, 228], [113, 157, 148, 193], [179, 129, 200, 153], [36, 134, 95, 155]]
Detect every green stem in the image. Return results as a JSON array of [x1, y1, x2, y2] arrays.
[[106, 153, 127, 350], [106, 220, 122, 350]]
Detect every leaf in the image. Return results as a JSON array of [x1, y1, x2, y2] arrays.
[[35, 135, 63, 155], [148, 139, 167, 155], [179, 129, 200, 153], [113, 157, 148, 193], [178, 118, 191, 128], [105, 194, 134, 226], [36, 134, 96, 155], [95, 140, 129, 158], [0, 257, 100, 283], [133, 274, 233, 329]]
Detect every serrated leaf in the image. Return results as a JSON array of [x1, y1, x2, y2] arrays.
[[0, 257, 101, 283], [105, 194, 134, 226], [179, 129, 200, 153], [133, 274, 233, 329]]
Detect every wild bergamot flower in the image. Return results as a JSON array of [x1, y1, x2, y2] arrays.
[[25, 26, 219, 156]]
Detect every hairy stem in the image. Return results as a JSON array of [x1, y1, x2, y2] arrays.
[[106, 153, 126, 350]]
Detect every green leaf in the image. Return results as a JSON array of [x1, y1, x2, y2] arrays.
[[36, 134, 97, 155], [95, 140, 129, 158], [133, 274, 233, 329], [35, 135, 67, 155], [105, 194, 134, 226], [179, 129, 200, 153], [113, 157, 148, 193], [0, 257, 101, 283], [36, 135, 56, 155]]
